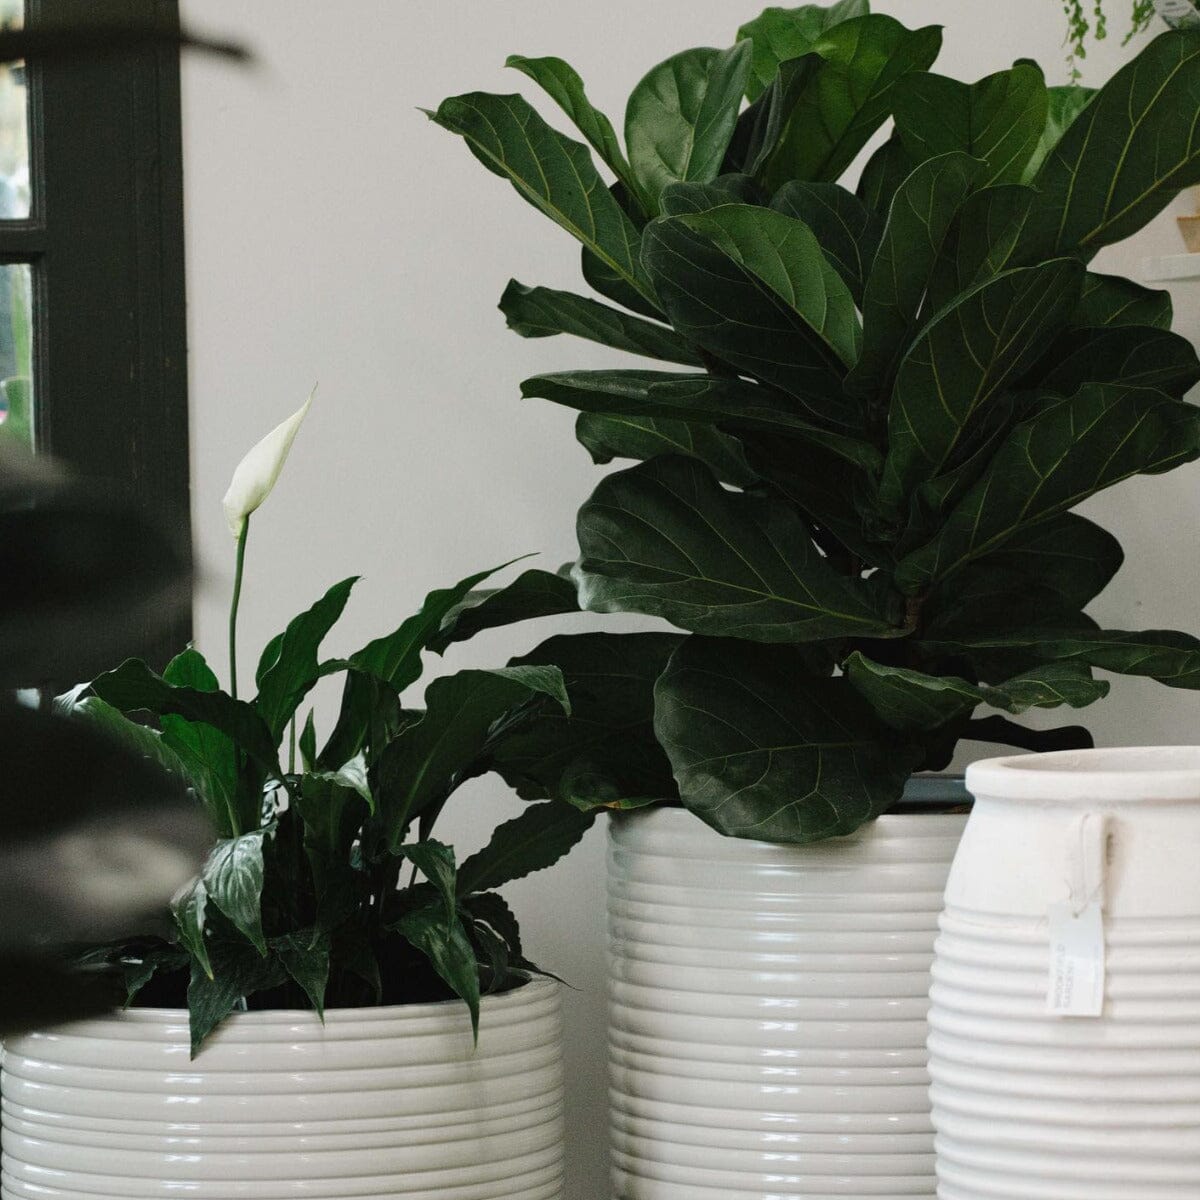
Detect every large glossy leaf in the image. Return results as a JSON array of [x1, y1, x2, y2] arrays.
[[504, 54, 642, 206], [1015, 29, 1200, 258], [737, 0, 870, 100], [847, 153, 982, 401], [576, 411, 757, 488], [1022, 83, 1095, 181], [1037, 325, 1200, 397], [879, 258, 1084, 511], [430, 93, 655, 305], [771, 180, 881, 304], [1070, 272, 1172, 330], [255, 577, 357, 741], [728, 54, 823, 177], [457, 801, 596, 895], [759, 14, 942, 188], [427, 567, 579, 653], [186, 937, 286, 1056], [524, 369, 879, 468], [654, 637, 917, 841], [398, 839, 458, 926], [845, 652, 1108, 732], [374, 666, 569, 847], [296, 761, 371, 866], [930, 184, 1036, 303], [489, 632, 682, 809], [896, 384, 1200, 592], [625, 42, 752, 209], [499, 280, 699, 364], [56, 690, 190, 789], [171, 878, 211, 979], [855, 131, 914, 215], [393, 903, 480, 1037], [201, 831, 269, 955], [575, 455, 902, 641], [892, 64, 1048, 186], [640, 208, 858, 420], [273, 930, 330, 1018], [659, 173, 764, 215]]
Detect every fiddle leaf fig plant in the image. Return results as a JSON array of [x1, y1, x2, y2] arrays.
[[435, 7, 1200, 843], [61, 398, 594, 1053]]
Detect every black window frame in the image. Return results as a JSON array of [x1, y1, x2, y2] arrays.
[[1, 0, 190, 669]]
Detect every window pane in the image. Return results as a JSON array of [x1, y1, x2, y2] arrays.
[[0, 262, 33, 450], [0, 0, 27, 219]]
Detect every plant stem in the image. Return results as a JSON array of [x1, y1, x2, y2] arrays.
[[229, 517, 250, 700]]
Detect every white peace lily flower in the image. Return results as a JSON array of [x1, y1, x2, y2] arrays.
[[221, 387, 314, 538]]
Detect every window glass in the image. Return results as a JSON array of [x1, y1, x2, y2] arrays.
[[0, 262, 33, 449], [0, 0, 28, 219]]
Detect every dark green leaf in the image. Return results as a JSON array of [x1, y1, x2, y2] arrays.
[[171, 878, 211, 980], [847, 152, 983, 400], [930, 184, 1036, 302], [457, 801, 596, 895], [576, 455, 902, 641], [524, 369, 879, 468], [1038, 325, 1200, 396], [297, 757, 372, 864], [892, 64, 1048, 186], [201, 831, 268, 955], [489, 632, 682, 810], [729, 54, 823, 177], [856, 132, 914, 214], [576, 411, 758, 488], [428, 567, 579, 654], [1015, 29, 1200, 258], [273, 930, 330, 1018], [299, 710, 316, 771], [374, 666, 570, 847], [255, 577, 357, 741], [897, 384, 1200, 592], [186, 937, 285, 1056], [737, 0, 869, 100], [430, 93, 655, 305], [499, 280, 700, 364], [462, 891, 523, 958], [56, 690, 190, 788], [760, 14, 942, 188], [659, 173, 764, 215], [394, 903, 481, 1036], [1070, 272, 1172, 329], [625, 42, 753, 208], [655, 637, 917, 842], [505, 54, 642, 205], [879, 258, 1085, 511], [398, 839, 457, 926], [771, 180, 881, 303], [1022, 84, 1095, 181]]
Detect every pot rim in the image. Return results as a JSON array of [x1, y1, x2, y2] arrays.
[[966, 746, 1200, 803]]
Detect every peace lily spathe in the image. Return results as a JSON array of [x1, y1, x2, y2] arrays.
[[221, 388, 314, 538]]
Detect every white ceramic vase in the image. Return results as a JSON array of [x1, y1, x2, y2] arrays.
[[0, 977, 563, 1199], [928, 747, 1200, 1199], [608, 780, 969, 1199]]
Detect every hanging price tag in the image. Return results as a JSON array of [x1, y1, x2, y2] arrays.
[[1047, 900, 1105, 1017]]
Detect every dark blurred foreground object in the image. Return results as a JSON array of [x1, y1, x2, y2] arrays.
[[0, 17, 249, 66], [0, 444, 208, 1034]]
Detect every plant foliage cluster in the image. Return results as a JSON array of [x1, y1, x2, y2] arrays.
[[434, 3, 1200, 843]]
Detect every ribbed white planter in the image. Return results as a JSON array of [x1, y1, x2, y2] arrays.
[[929, 747, 1200, 1199], [0, 977, 563, 1199], [608, 781, 969, 1199]]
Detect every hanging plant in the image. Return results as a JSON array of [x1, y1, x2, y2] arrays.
[[1063, 1, 1196, 77]]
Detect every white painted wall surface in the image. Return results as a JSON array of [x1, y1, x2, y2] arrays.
[[179, 4, 1200, 1193]]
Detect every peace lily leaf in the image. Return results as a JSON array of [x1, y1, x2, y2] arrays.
[[430, 93, 655, 306], [1038, 325, 1200, 397], [398, 839, 457, 926], [187, 938, 286, 1057], [523, 369, 880, 468], [374, 666, 570, 848], [255, 576, 357, 741], [1016, 29, 1200, 259], [844, 652, 1108, 733], [273, 930, 330, 1018], [1070, 272, 1172, 330], [297, 763, 371, 871], [771, 180, 881, 303], [201, 830, 268, 955], [428, 567, 580, 654], [298, 711, 316, 771], [57, 691, 191, 789], [624, 42, 753, 209], [462, 892, 523, 959], [576, 411, 758, 488], [504, 54, 643, 206], [456, 801, 596, 895], [896, 384, 1200, 593], [640, 208, 858, 417], [489, 632, 682, 810], [1023, 84, 1095, 182], [879, 258, 1084, 511], [660, 173, 764, 215], [171, 878, 211, 980], [575, 455, 902, 642], [737, 0, 869, 100], [892, 64, 1048, 187], [393, 903, 480, 1038], [847, 152, 983, 401], [498, 280, 699, 364], [760, 14, 942, 188], [655, 637, 918, 842]]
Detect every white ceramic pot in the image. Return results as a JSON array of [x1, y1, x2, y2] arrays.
[[928, 747, 1200, 1199], [608, 780, 969, 1199], [0, 977, 563, 1199]]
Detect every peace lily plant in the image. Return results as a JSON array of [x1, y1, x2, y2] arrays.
[[59, 396, 592, 1053], [434, 4, 1200, 843]]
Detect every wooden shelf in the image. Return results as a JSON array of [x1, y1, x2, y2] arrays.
[[1142, 253, 1200, 282]]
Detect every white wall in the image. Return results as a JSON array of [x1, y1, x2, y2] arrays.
[[179, 3, 1200, 1192]]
